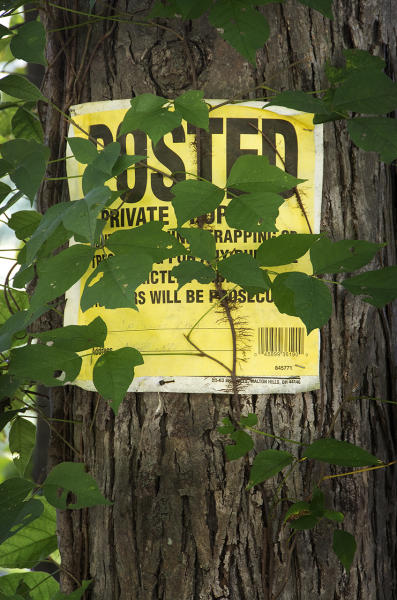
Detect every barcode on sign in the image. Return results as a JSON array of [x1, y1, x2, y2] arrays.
[[258, 327, 305, 355]]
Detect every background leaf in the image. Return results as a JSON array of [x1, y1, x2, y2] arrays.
[[11, 107, 43, 142], [9, 417, 36, 475], [0, 571, 59, 600], [0, 497, 57, 569], [0, 74, 45, 101], [296, 0, 333, 18], [1, 139, 50, 202], [43, 462, 112, 509], [93, 347, 143, 414], [7, 210, 42, 240]]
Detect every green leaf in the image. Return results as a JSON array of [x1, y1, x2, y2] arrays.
[[324, 510, 344, 522], [225, 430, 254, 461], [171, 261, 216, 289], [310, 237, 382, 274], [62, 186, 111, 244], [0, 191, 23, 217], [342, 266, 397, 308], [170, 180, 225, 227], [177, 227, 216, 261], [0, 478, 40, 545], [31, 245, 94, 310], [333, 530, 356, 571], [93, 347, 143, 414], [296, 0, 333, 18], [217, 417, 234, 435], [343, 49, 385, 72], [227, 155, 303, 194], [38, 317, 107, 352], [0, 74, 45, 101], [0, 406, 20, 430], [50, 580, 92, 600], [81, 143, 121, 195], [209, 1, 270, 64], [0, 571, 59, 600], [303, 438, 379, 466], [256, 233, 321, 266], [283, 501, 310, 524], [0, 497, 57, 569], [266, 91, 328, 113], [272, 271, 332, 333], [0, 181, 12, 203], [174, 90, 209, 130], [9, 345, 82, 387], [218, 253, 271, 294], [11, 107, 43, 142], [44, 462, 112, 509], [67, 137, 98, 164], [107, 221, 186, 262], [1, 139, 50, 202], [309, 487, 324, 516], [111, 153, 146, 177], [333, 70, 397, 114], [150, 0, 212, 19], [81, 253, 153, 311], [225, 192, 283, 232], [247, 449, 293, 489], [289, 514, 318, 530], [24, 203, 71, 263], [120, 94, 181, 146], [7, 210, 42, 240], [239, 413, 258, 427], [9, 417, 36, 475], [0, 307, 47, 353], [10, 20, 46, 65], [347, 117, 397, 163]]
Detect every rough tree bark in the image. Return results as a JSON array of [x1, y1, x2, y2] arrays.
[[39, 1, 397, 598]]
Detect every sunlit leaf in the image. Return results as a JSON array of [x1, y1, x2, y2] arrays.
[[0, 571, 59, 600], [11, 107, 43, 142], [0, 74, 45, 101], [0, 497, 57, 569], [9, 417, 36, 475]]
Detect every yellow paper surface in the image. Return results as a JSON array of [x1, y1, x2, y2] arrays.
[[65, 100, 323, 394]]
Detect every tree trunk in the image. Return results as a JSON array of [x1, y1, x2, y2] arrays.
[[40, 1, 397, 598]]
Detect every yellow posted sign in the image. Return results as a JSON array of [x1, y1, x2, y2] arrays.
[[65, 100, 323, 394]]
